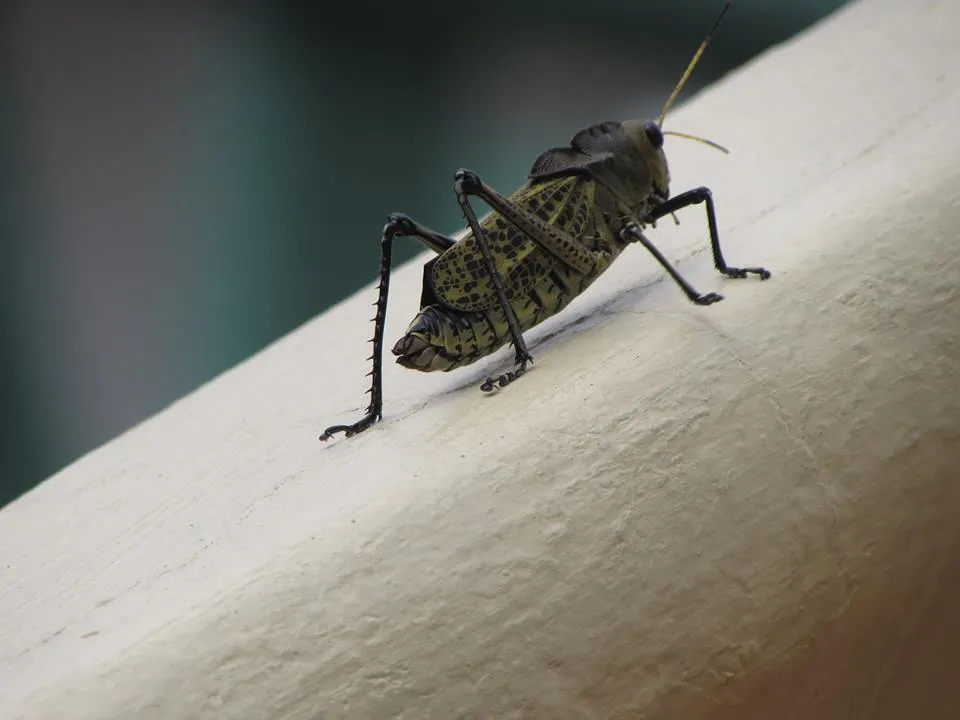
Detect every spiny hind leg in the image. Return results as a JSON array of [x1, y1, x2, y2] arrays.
[[644, 187, 771, 280], [319, 213, 457, 441], [453, 169, 534, 393]]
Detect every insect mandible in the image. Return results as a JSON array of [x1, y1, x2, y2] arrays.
[[320, 0, 770, 441]]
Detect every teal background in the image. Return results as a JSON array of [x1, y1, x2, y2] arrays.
[[0, 1, 851, 508]]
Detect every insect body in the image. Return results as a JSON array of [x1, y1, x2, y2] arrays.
[[320, 0, 769, 441], [396, 169, 629, 375]]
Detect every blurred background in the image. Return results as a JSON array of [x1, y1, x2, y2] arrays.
[[0, 0, 850, 508]]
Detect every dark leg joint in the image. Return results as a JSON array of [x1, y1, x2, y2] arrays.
[[382, 212, 456, 255], [385, 212, 416, 236], [454, 168, 483, 193]]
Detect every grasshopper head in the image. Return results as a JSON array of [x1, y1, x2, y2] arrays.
[[618, 0, 734, 204], [622, 119, 670, 201]]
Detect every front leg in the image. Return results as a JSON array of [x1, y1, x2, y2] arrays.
[[644, 187, 771, 280]]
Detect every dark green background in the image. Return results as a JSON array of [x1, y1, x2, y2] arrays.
[[0, 1, 850, 508]]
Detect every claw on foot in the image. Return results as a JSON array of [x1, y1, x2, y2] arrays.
[[694, 292, 724, 306], [724, 266, 771, 280], [480, 355, 532, 393], [319, 412, 380, 441]]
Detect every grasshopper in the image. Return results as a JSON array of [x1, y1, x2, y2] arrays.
[[320, 0, 769, 441]]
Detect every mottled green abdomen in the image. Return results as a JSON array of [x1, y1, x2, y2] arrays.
[[393, 175, 629, 372]]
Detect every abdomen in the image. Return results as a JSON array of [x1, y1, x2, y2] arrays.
[[394, 175, 627, 372], [392, 258, 608, 373]]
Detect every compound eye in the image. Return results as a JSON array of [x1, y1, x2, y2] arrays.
[[644, 121, 664, 149]]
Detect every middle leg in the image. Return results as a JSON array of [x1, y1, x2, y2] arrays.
[[454, 170, 535, 392], [621, 220, 724, 305]]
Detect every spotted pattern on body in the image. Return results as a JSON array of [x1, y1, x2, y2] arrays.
[[395, 176, 634, 372], [430, 176, 597, 313]]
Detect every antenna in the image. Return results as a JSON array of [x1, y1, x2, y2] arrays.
[[663, 129, 729, 154], [658, 0, 734, 127]]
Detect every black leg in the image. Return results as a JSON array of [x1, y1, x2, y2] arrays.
[[388, 213, 457, 255], [621, 221, 723, 306], [645, 187, 771, 280], [454, 169, 533, 391], [319, 213, 455, 441]]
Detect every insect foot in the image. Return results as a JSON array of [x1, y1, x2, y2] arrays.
[[480, 353, 533, 393], [721, 266, 772, 280], [693, 292, 724, 306], [480, 367, 525, 393], [319, 410, 382, 441]]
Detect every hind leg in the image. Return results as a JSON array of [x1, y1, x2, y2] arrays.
[[320, 214, 457, 441]]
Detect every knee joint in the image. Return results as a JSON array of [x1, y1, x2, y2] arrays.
[[385, 212, 416, 236], [454, 168, 482, 192]]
